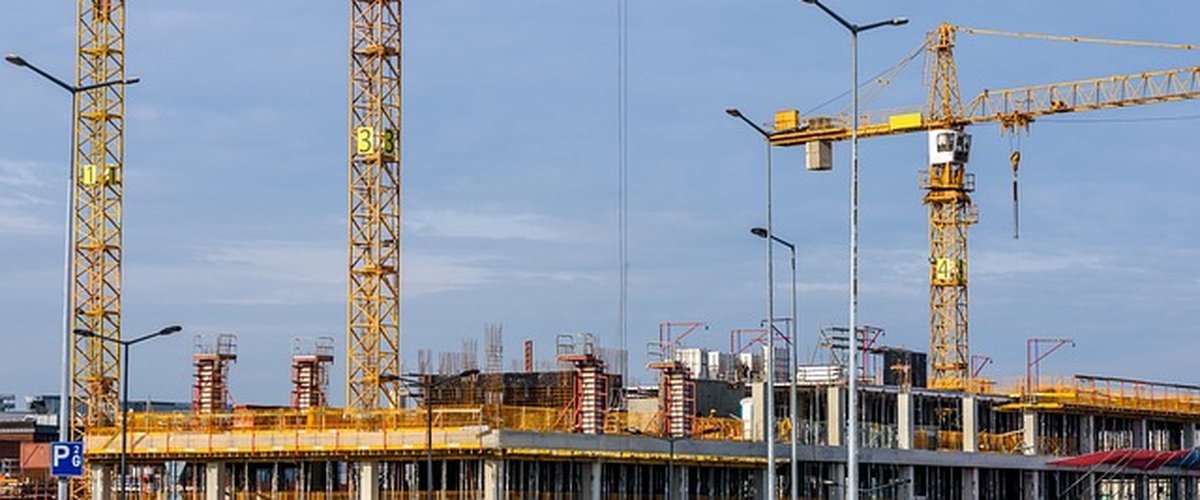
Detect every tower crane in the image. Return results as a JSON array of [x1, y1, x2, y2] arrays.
[[346, 0, 403, 410], [767, 22, 1200, 391], [69, 1, 129, 497]]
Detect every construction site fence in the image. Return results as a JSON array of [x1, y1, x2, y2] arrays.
[[90, 407, 749, 441]]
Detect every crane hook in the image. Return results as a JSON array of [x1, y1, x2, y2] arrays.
[[1010, 151, 1021, 240]]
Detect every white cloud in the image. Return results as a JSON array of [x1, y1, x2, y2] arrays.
[[0, 160, 45, 188], [0, 160, 53, 234], [406, 209, 572, 242]]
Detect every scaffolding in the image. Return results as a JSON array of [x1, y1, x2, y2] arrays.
[[290, 337, 335, 411], [650, 361, 695, 439], [192, 334, 237, 414]]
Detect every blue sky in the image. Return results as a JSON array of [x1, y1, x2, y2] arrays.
[[2, 1, 1198, 406]]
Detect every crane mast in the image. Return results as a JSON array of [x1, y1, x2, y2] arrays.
[[71, 0, 126, 496], [347, 0, 403, 410], [923, 23, 975, 390]]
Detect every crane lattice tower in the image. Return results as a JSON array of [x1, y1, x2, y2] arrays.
[[924, 25, 975, 390], [347, 0, 403, 410]]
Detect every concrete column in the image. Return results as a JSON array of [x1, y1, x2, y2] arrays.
[[673, 463, 688, 500], [899, 465, 915, 500], [897, 391, 913, 450], [358, 462, 379, 500], [586, 461, 603, 500], [746, 468, 766, 500], [962, 395, 977, 453], [483, 459, 505, 500], [828, 463, 845, 500], [961, 468, 979, 499], [827, 386, 844, 447], [1080, 414, 1095, 454], [1183, 423, 1196, 449], [89, 463, 112, 500], [751, 382, 766, 441], [1022, 470, 1040, 500], [1022, 412, 1039, 456], [204, 462, 228, 500], [1135, 418, 1148, 449]]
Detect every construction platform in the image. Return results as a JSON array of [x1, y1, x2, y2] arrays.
[[77, 372, 1200, 500]]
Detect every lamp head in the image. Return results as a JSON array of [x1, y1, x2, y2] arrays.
[[125, 77, 141, 85], [801, 0, 817, 4], [72, 328, 96, 338], [750, 227, 769, 239], [891, 17, 909, 26], [4, 54, 27, 67], [158, 325, 183, 336], [724, 108, 742, 118]]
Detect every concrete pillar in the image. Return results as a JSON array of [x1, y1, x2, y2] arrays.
[[483, 459, 505, 500], [1022, 470, 1040, 500], [1135, 418, 1148, 449], [358, 462, 380, 500], [204, 462, 228, 500], [827, 386, 844, 447], [673, 463, 688, 500], [746, 468, 766, 500], [89, 463, 112, 500], [828, 463, 845, 500], [962, 395, 977, 453], [1183, 423, 1196, 449], [897, 391, 913, 450], [751, 382, 766, 441], [899, 465, 915, 500], [1022, 412, 1039, 456], [1080, 414, 1095, 454], [961, 468, 979, 499]]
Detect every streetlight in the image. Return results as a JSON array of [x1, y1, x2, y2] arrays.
[[793, 3, 907, 499], [626, 427, 721, 500], [752, 226, 799, 500], [727, 108, 808, 499], [73, 325, 182, 500], [6, 53, 140, 500], [727, 107, 774, 499], [398, 369, 480, 500]]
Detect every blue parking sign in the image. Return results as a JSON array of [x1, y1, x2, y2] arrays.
[[50, 442, 83, 477]]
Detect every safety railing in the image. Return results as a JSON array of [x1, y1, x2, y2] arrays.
[[1001, 375, 1200, 418]]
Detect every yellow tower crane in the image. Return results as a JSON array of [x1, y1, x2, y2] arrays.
[[347, 0, 403, 410], [768, 22, 1200, 391], [70, 0, 127, 497]]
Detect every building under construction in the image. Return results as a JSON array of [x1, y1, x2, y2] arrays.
[[8, 1, 1200, 500]]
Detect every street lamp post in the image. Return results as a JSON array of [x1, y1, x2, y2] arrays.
[[725, 108, 779, 498], [752, 227, 798, 500], [792, 3, 907, 499], [73, 325, 182, 500], [6, 53, 140, 500], [399, 369, 480, 500]]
